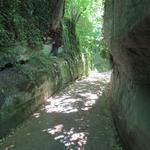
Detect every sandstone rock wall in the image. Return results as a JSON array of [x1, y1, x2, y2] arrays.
[[104, 0, 150, 149], [0, 51, 84, 138]]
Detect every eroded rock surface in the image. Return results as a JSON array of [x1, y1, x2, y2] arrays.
[[104, 0, 150, 149]]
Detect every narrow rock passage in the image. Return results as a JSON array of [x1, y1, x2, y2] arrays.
[[0, 71, 123, 150]]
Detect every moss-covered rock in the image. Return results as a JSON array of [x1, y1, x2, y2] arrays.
[[0, 50, 84, 138]]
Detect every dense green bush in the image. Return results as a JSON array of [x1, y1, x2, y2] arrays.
[[0, 0, 56, 51]]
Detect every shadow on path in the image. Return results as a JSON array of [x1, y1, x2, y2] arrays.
[[0, 71, 123, 150]]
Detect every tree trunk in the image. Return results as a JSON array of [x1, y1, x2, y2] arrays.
[[51, 0, 65, 30]]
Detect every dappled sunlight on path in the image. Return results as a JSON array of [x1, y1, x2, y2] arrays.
[[37, 71, 112, 150], [42, 70, 111, 114], [0, 71, 122, 150]]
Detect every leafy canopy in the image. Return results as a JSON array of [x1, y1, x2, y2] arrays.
[[65, 0, 110, 71]]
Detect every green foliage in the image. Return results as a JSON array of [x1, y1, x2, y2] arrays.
[[0, 0, 56, 52], [65, 0, 91, 20], [0, 25, 14, 48], [0, 0, 110, 72], [65, 0, 110, 72], [25, 24, 42, 50]]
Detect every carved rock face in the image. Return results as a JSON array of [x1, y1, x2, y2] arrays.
[[104, 0, 150, 149]]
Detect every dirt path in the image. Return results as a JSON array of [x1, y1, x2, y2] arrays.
[[0, 71, 123, 150]]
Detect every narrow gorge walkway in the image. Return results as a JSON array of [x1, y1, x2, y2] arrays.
[[0, 71, 122, 150]]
